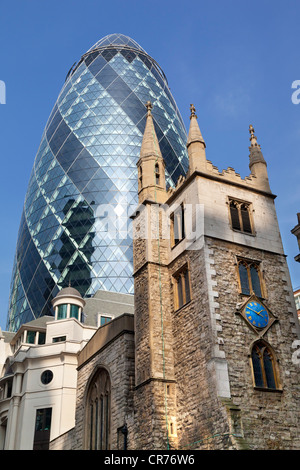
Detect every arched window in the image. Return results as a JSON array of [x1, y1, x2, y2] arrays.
[[85, 368, 111, 450], [229, 198, 253, 234], [238, 259, 263, 298], [250, 341, 279, 390]]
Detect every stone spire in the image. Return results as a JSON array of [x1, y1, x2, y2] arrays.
[[137, 101, 166, 204], [248, 125, 271, 192], [140, 101, 163, 160], [187, 104, 207, 174], [249, 125, 266, 169]]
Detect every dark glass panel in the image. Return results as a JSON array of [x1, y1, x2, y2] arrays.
[[70, 304, 79, 319], [106, 76, 132, 104], [263, 349, 276, 389], [84, 50, 100, 67], [88, 54, 107, 76], [239, 263, 250, 295], [27, 330, 36, 344], [101, 48, 118, 62], [57, 304, 67, 320], [241, 205, 252, 233], [252, 347, 264, 387], [38, 332, 46, 345], [48, 119, 71, 156], [94, 63, 118, 89], [250, 265, 262, 297], [41, 370, 53, 384], [177, 276, 183, 308], [230, 202, 241, 230], [120, 48, 136, 63], [151, 65, 166, 89], [138, 53, 152, 70], [46, 104, 61, 139], [57, 132, 84, 172], [120, 93, 146, 126], [184, 270, 191, 303]]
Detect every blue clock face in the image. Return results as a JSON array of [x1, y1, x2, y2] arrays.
[[245, 301, 269, 329]]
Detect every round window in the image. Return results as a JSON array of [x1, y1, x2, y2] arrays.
[[41, 370, 53, 385]]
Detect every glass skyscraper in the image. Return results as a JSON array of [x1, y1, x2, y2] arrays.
[[7, 33, 189, 331]]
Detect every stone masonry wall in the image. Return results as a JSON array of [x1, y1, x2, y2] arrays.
[[72, 331, 135, 450], [169, 246, 236, 450], [206, 237, 300, 449]]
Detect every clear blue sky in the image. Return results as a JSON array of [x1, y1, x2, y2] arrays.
[[0, 0, 299, 330]]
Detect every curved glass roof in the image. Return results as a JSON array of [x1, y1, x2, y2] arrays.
[[88, 33, 146, 53]]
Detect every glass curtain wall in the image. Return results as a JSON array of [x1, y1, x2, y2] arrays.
[[7, 33, 189, 331]]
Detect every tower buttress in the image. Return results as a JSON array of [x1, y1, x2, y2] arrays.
[[132, 103, 177, 449], [187, 104, 207, 174]]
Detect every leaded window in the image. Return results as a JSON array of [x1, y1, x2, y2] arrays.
[[251, 341, 279, 390], [173, 264, 191, 310], [238, 259, 263, 298], [229, 199, 253, 234]]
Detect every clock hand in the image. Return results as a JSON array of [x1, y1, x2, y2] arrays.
[[246, 307, 264, 317], [258, 309, 266, 315]]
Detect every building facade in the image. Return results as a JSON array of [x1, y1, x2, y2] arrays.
[[44, 104, 300, 450], [7, 33, 188, 332], [128, 104, 300, 450], [0, 287, 133, 449], [1, 36, 299, 450]]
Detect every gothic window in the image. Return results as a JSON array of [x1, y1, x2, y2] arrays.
[[229, 199, 253, 234], [170, 203, 185, 247], [237, 258, 263, 298], [173, 264, 191, 310], [251, 341, 279, 390], [85, 368, 111, 450]]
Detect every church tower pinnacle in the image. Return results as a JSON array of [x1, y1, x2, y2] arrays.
[[187, 104, 207, 174], [248, 124, 271, 192], [137, 101, 167, 204]]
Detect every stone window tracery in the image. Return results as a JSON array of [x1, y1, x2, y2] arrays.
[[229, 198, 253, 234], [250, 341, 280, 390], [237, 258, 264, 298]]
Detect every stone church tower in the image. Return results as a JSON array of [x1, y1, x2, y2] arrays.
[[53, 101, 299, 451], [131, 103, 300, 450]]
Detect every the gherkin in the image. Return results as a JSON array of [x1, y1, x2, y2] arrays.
[[7, 33, 189, 331]]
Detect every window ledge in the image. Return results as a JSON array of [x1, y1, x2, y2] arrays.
[[171, 237, 185, 250], [174, 299, 192, 314], [232, 228, 256, 237], [253, 386, 283, 393]]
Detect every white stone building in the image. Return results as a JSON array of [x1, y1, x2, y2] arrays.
[[0, 287, 133, 449]]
